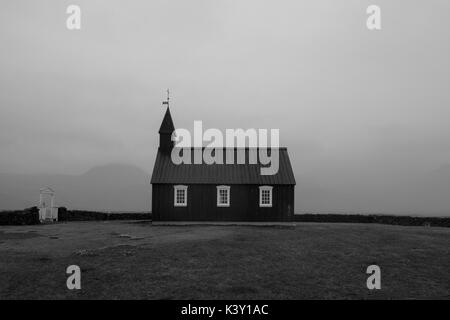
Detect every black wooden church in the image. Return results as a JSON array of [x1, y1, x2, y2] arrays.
[[151, 106, 296, 221]]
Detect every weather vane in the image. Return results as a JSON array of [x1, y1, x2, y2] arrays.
[[162, 89, 170, 107]]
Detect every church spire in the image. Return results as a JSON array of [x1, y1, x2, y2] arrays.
[[158, 106, 175, 134], [159, 90, 175, 152]]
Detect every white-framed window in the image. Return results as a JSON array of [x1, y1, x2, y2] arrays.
[[174, 185, 187, 207], [216, 185, 230, 207], [259, 186, 273, 207]]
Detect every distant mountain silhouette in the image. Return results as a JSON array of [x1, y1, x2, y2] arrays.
[[0, 164, 151, 211]]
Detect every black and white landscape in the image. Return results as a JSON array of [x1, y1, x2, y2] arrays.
[[1, 0, 450, 304]]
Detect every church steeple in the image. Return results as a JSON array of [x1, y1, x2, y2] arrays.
[[159, 106, 175, 134], [158, 94, 175, 153]]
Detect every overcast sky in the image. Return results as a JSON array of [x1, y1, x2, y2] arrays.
[[1, 1, 450, 214]]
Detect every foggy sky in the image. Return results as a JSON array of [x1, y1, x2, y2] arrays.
[[1, 0, 450, 215]]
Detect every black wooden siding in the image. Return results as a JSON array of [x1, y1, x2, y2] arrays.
[[152, 184, 294, 222]]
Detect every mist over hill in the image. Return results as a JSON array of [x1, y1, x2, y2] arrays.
[[0, 164, 151, 212], [295, 164, 450, 216], [0, 162, 449, 216]]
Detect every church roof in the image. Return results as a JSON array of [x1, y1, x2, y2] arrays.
[[158, 107, 175, 134], [151, 148, 296, 185]]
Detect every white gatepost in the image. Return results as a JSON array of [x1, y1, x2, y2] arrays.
[[38, 187, 58, 222]]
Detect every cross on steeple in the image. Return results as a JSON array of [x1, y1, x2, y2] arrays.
[[162, 89, 170, 107], [159, 89, 175, 153]]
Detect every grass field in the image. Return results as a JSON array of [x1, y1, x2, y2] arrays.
[[0, 221, 449, 299]]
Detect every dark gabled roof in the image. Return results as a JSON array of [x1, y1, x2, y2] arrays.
[[151, 148, 296, 185], [158, 107, 175, 134]]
